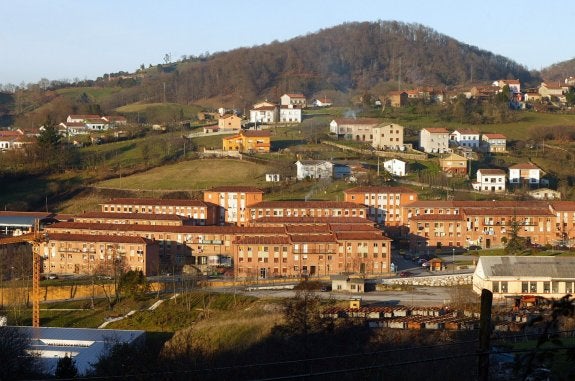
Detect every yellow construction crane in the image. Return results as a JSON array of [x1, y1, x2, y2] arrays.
[[0, 220, 45, 328]]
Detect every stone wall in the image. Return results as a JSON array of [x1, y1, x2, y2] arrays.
[[381, 274, 472, 287]]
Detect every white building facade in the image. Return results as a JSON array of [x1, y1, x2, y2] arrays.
[[383, 159, 406, 176], [295, 160, 333, 180], [472, 169, 506, 192], [449, 129, 480, 149], [419, 128, 449, 153]]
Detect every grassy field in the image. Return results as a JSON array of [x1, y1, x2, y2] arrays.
[[96, 158, 274, 191], [115, 102, 203, 123], [55, 87, 124, 102]]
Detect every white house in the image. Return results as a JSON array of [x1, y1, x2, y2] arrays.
[[473, 256, 575, 299], [312, 97, 332, 107], [265, 174, 281, 182], [0, 130, 25, 150], [493, 79, 521, 94], [472, 169, 506, 192], [481, 134, 507, 153], [383, 159, 406, 176], [419, 128, 449, 153], [280, 93, 306, 108], [249, 101, 278, 124], [509, 163, 542, 186], [279, 105, 302, 123], [449, 129, 480, 149], [528, 188, 561, 200], [295, 160, 333, 180], [84, 118, 109, 131], [66, 114, 100, 123], [329, 118, 380, 141]]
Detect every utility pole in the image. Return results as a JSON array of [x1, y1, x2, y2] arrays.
[[478, 289, 493, 381]]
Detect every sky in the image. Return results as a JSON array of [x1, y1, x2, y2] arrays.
[[1, 0, 574, 86]]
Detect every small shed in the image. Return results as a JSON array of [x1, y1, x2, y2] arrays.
[[428, 257, 444, 271], [331, 275, 366, 293]]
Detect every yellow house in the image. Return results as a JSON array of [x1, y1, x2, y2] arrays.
[[218, 114, 241, 131], [222, 130, 271, 153], [439, 153, 468, 175]]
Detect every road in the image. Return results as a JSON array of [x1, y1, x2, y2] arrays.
[[231, 286, 454, 306]]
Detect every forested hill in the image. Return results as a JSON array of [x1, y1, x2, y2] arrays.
[[117, 21, 536, 106], [541, 58, 575, 82]]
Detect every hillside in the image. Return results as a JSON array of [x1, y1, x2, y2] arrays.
[[110, 21, 536, 108], [541, 57, 575, 82], [1, 21, 544, 127]]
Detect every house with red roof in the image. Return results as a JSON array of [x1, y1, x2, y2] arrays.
[[481, 133, 507, 153], [329, 118, 380, 141], [0, 130, 25, 151], [419, 127, 449, 153], [509, 163, 542, 186], [449, 129, 480, 149], [249, 101, 278, 124], [472, 169, 506, 192], [312, 96, 332, 107], [280, 93, 307, 108]]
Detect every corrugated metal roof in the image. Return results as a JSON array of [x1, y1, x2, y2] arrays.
[[478, 256, 575, 278]]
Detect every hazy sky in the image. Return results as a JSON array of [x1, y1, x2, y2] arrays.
[[1, 0, 574, 85]]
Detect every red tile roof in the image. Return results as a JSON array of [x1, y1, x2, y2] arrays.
[[47, 233, 152, 244], [284, 93, 305, 98], [550, 201, 575, 211], [74, 212, 185, 221], [206, 186, 263, 193], [335, 232, 388, 240], [46, 222, 285, 235], [289, 234, 336, 243], [285, 225, 331, 234], [344, 186, 416, 194], [509, 163, 540, 170], [234, 236, 291, 245], [103, 198, 208, 207], [249, 217, 373, 225], [410, 214, 464, 221], [68, 114, 100, 120], [477, 169, 506, 175], [461, 207, 553, 216], [423, 128, 449, 133], [483, 134, 506, 139], [333, 118, 380, 125], [251, 201, 363, 209]]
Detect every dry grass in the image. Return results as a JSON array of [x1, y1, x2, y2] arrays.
[[95, 158, 273, 191]]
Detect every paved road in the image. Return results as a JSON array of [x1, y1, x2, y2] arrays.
[[237, 286, 455, 307]]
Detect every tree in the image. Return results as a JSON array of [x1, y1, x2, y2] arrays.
[[0, 327, 38, 380], [119, 270, 149, 301], [504, 216, 529, 255], [280, 281, 332, 336], [55, 354, 78, 379]]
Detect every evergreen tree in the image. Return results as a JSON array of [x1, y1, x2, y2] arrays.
[[55, 354, 78, 379]]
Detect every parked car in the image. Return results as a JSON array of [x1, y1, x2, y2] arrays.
[[47, 274, 58, 280], [399, 271, 413, 277], [421, 261, 431, 268], [467, 245, 482, 251]]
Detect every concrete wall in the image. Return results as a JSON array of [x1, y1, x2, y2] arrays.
[[381, 274, 472, 287]]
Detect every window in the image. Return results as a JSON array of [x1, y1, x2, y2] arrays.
[[501, 281, 508, 293], [522, 282, 529, 293], [543, 282, 550, 293]]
